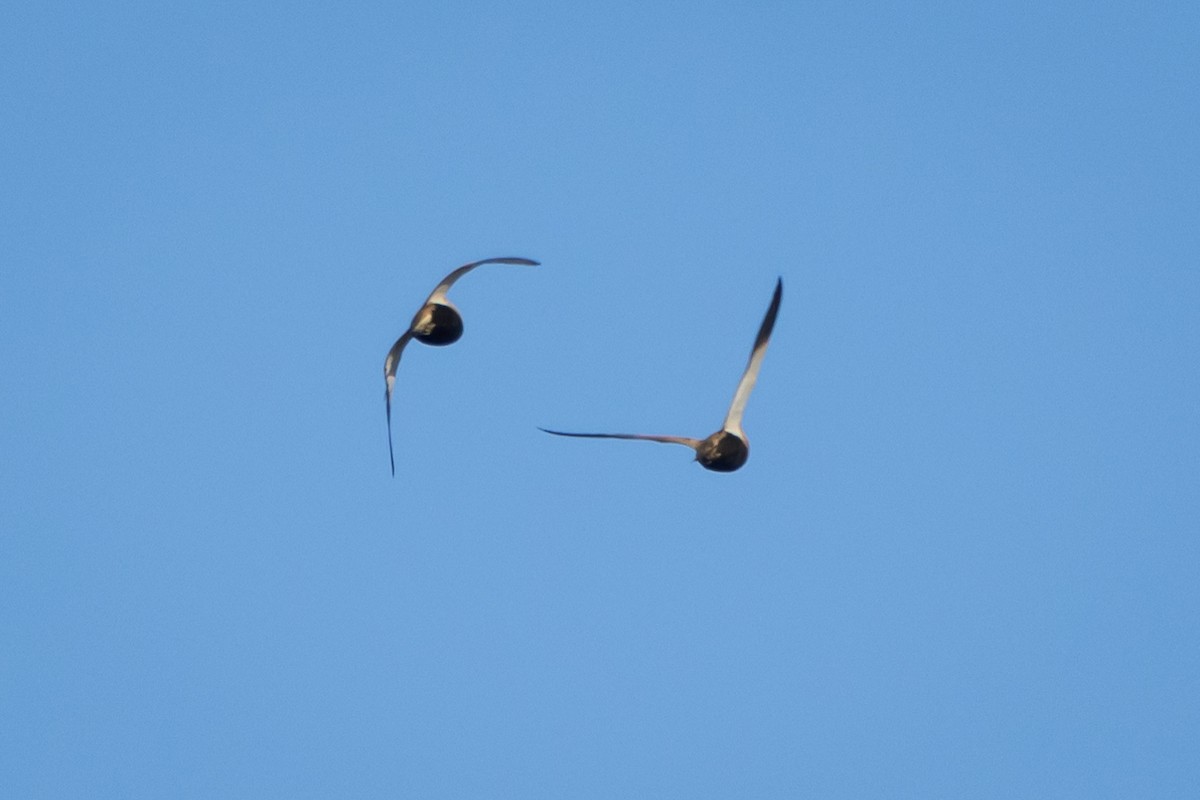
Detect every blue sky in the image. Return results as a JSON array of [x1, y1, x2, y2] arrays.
[[2, 1, 1197, 796]]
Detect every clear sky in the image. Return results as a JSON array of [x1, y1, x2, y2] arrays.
[[2, 1, 1197, 797]]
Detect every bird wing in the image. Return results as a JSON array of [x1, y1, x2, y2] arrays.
[[539, 428, 702, 450], [382, 256, 538, 475], [426, 257, 540, 304], [722, 278, 782, 437], [383, 331, 414, 476]]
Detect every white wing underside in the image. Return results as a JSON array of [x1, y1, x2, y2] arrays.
[[722, 278, 783, 437], [426, 256, 540, 305], [383, 331, 414, 475]]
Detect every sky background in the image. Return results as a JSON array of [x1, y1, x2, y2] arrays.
[[2, 1, 1198, 797]]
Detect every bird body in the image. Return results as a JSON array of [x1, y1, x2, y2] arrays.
[[410, 303, 463, 344], [384, 257, 540, 475], [695, 430, 750, 472], [540, 278, 782, 473]]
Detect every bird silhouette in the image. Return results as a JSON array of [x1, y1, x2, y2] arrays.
[[541, 278, 782, 472], [384, 256, 540, 475]]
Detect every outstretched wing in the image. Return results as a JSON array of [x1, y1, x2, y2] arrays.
[[383, 331, 414, 476], [382, 256, 538, 475], [722, 278, 782, 437], [426, 257, 540, 304], [539, 428, 702, 450]]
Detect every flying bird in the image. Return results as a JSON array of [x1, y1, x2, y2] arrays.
[[384, 256, 540, 475], [540, 278, 782, 473]]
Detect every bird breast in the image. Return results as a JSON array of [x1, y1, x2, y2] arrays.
[[412, 303, 464, 345], [696, 431, 749, 472]]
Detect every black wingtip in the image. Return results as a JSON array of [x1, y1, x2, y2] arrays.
[[386, 390, 396, 477], [750, 278, 783, 353], [538, 427, 590, 438]]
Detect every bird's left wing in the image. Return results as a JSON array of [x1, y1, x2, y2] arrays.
[[539, 428, 703, 450], [383, 331, 414, 476]]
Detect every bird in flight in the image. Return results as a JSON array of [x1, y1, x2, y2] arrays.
[[540, 278, 782, 472], [384, 256, 540, 475]]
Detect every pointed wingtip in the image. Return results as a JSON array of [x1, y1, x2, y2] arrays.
[[386, 387, 396, 477], [756, 278, 783, 348]]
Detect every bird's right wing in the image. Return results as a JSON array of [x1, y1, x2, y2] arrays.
[[722, 278, 782, 438], [426, 257, 540, 304]]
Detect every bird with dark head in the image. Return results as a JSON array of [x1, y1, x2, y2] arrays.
[[384, 256, 540, 475], [541, 278, 782, 473]]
